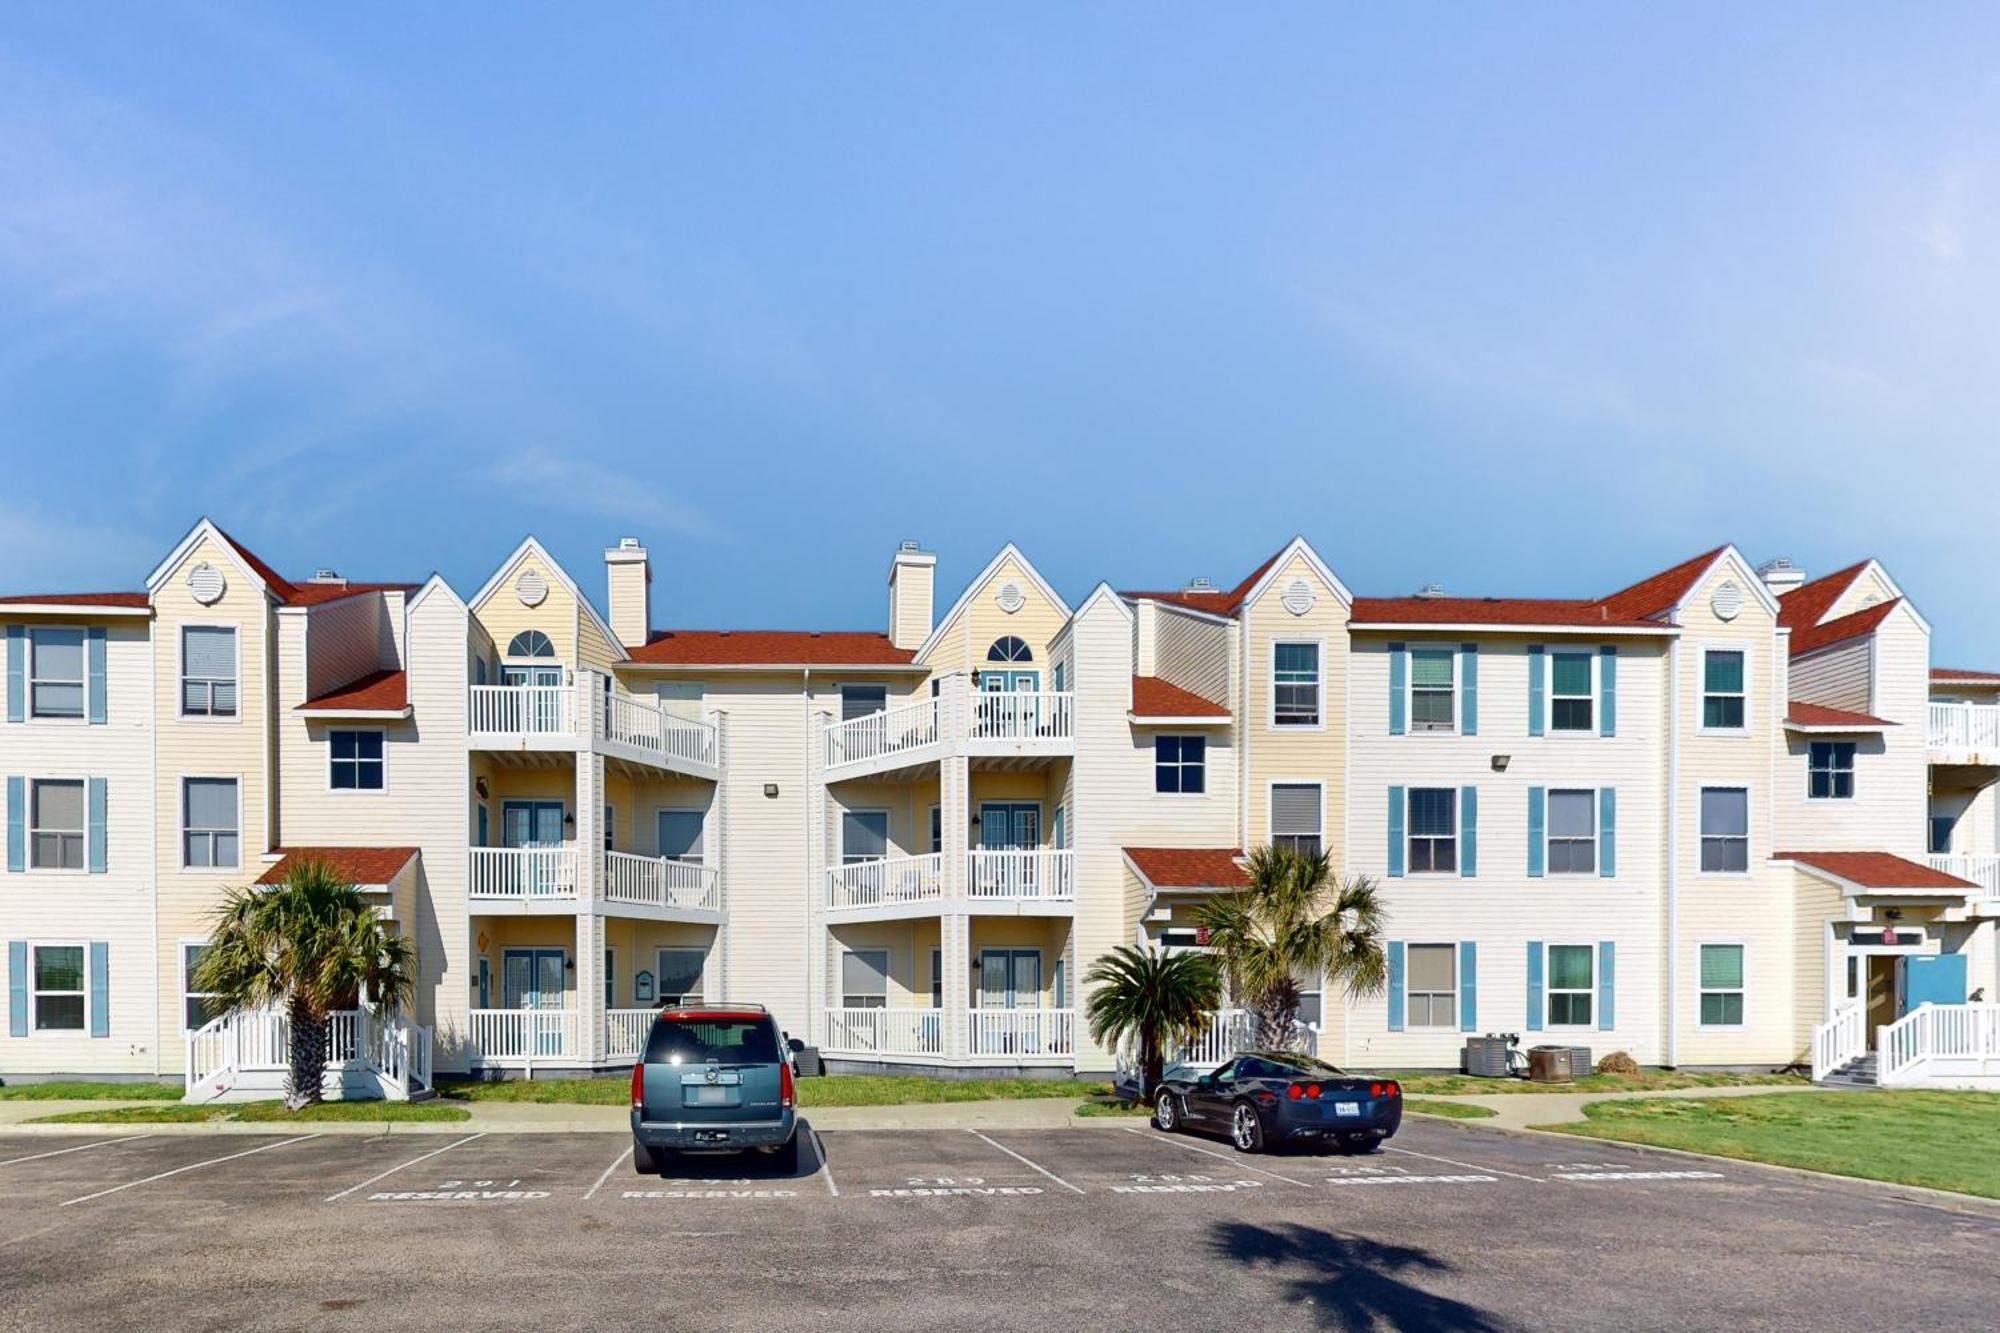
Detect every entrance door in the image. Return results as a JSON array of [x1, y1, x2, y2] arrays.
[[979, 948, 1044, 1054], [501, 664, 564, 730], [977, 802, 1041, 896], [979, 670, 1041, 734], [1865, 957, 1898, 1047], [503, 801, 565, 896], [1901, 953, 1969, 1012], [502, 948, 566, 1054]]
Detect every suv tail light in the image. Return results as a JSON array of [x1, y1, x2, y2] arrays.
[[780, 1059, 796, 1109], [630, 1061, 645, 1112]]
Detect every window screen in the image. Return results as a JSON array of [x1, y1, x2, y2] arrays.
[[182, 626, 238, 716], [1700, 787, 1749, 872], [183, 778, 240, 868], [842, 949, 889, 1008], [1270, 783, 1322, 855], [1550, 653, 1593, 731], [841, 811, 889, 863], [1405, 943, 1457, 1027], [29, 627, 85, 718], [1547, 790, 1596, 875], [31, 779, 85, 870], [657, 810, 704, 862], [1407, 788, 1457, 873], [1700, 944, 1745, 1026], [1703, 651, 1746, 729], [1273, 643, 1320, 726], [1409, 649, 1455, 731]]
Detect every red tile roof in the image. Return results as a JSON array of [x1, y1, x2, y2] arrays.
[[298, 668, 409, 713], [1934, 667, 2000, 683], [1785, 702, 1893, 730], [256, 846, 420, 887], [1776, 850, 1976, 891], [1120, 550, 1283, 617], [209, 525, 417, 608], [1776, 561, 1869, 635], [1131, 676, 1230, 718], [0, 591, 150, 608], [1124, 847, 1249, 890], [1789, 599, 1900, 657], [1594, 546, 1730, 622], [1352, 547, 1727, 629], [628, 629, 917, 666]]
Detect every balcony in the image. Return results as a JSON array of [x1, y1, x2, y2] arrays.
[[1929, 854, 2000, 906], [468, 846, 578, 908], [602, 850, 722, 919], [822, 686, 1074, 781], [827, 853, 947, 915], [825, 850, 1074, 919], [823, 1007, 945, 1059], [467, 1008, 579, 1069], [966, 1008, 1076, 1062], [1929, 702, 2000, 766], [468, 682, 719, 778]]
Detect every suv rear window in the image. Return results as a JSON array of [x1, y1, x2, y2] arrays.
[[644, 1015, 781, 1066]]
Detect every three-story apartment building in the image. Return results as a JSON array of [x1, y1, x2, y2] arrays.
[[3, 519, 1994, 1095]]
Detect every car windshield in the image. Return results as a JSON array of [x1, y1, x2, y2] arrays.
[[1257, 1052, 1346, 1077], [644, 1017, 781, 1066]]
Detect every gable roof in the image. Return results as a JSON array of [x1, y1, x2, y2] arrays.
[[1790, 599, 1901, 657], [1123, 847, 1250, 891], [1349, 545, 1744, 631], [1777, 850, 1976, 893], [627, 630, 917, 667], [468, 535, 627, 660], [915, 543, 1072, 662], [1595, 545, 1732, 622], [1131, 675, 1230, 719], [257, 847, 420, 888], [0, 591, 150, 610], [1776, 561, 1871, 635], [1121, 549, 1283, 617]]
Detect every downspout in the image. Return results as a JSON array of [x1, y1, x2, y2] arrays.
[[1665, 635, 1681, 1068], [1238, 618, 1250, 851], [802, 668, 815, 1046]]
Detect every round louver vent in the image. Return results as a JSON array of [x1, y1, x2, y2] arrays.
[[187, 562, 226, 605], [995, 580, 1025, 614], [1281, 577, 1317, 616], [516, 569, 549, 607], [1711, 580, 1743, 622]]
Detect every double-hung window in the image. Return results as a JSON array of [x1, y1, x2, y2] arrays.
[[1808, 742, 1855, 800], [1546, 945, 1594, 1027], [1702, 650, 1746, 730], [1273, 643, 1320, 727], [1549, 652, 1594, 732], [182, 943, 222, 1031], [329, 730, 385, 790], [1270, 783, 1322, 856], [32, 944, 86, 1031], [1405, 945, 1457, 1028], [1406, 788, 1457, 874], [29, 779, 85, 870], [182, 778, 240, 869], [1699, 944, 1745, 1027], [181, 626, 238, 717], [657, 810, 705, 864], [1409, 648, 1456, 732], [841, 949, 889, 1010], [1699, 787, 1749, 873], [840, 684, 887, 721], [1154, 735, 1206, 793], [1546, 790, 1597, 875], [27, 628, 85, 719], [841, 810, 889, 865]]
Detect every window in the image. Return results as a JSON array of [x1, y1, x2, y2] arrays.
[[1546, 790, 1597, 875], [29, 779, 85, 870], [329, 730, 385, 790], [841, 810, 889, 864], [27, 627, 85, 718], [1808, 742, 1855, 800], [32, 944, 86, 1031], [657, 809, 704, 863], [182, 778, 239, 869], [930, 949, 943, 1008], [604, 804, 615, 853], [1295, 969, 1322, 1028], [1702, 650, 1746, 730], [1272, 643, 1320, 726], [506, 630, 554, 658], [1547, 945, 1594, 1027], [928, 805, 942, 855], [1549, 652, 1593, 732], [1269, 783, 1322, 855], [1406, 788, 1457, 874], [1930, 814, 1956, 855], [1699, 944, 1745, 1027], [604, 948, 616, 1009], [840, 684, 887, 721], [655, 948, 705, 1006], [1155, 735, 1207, 793], [1409, 648, 1456, 732], [1052, 661, 1067, 693], [182, 943, 222, 1031], [986, 636, 1033, 663], [1699, 787, 1749, 873], [1405, 945, 1457, 1028], [841, 949, 889, 1009], [181, 626, 237, 717]]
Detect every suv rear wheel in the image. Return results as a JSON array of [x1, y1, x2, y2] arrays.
[[632, 1140, 659, 1175]]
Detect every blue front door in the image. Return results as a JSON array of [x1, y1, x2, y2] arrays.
[[1901, 953, 1969, 1012]]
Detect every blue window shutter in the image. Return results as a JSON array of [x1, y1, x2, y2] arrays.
[[7, 941, 26, 1037], [1597, 941, 1616, 1031], [1526, 942, 1545, 1032], [4, 626, 21, 723], [1388, 643, 1407, 736], [1387, 786, 1406, 878], [86, 626, 107, 725], [1598, 788, 1617, 879], [1458, 941, 1478, 1032], [1460, 643, 1478, 735], [87, 778, 108, 874], [89, 941, 109, 1038], [1527, 645, 1545, 737], [1386, 941, 1405, 1032], [1527, 786, 1546, 878], [5, 776, 22, 874], [1599, 647, 1618, 736], [1459, 785, 1478, 878]]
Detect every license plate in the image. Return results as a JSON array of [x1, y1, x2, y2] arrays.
[[1333, 1101, 1361, 1117], [690, 1085, 733, 1107]]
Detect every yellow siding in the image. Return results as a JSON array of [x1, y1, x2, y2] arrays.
[[474, 546, 580, 666], [1243, 549, 1349, 871], [922, 550, 1068, 681]]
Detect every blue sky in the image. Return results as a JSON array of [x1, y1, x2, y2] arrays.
[[2, 5, 1997, 661]]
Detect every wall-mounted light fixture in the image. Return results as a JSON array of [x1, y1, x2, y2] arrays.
[[764, 783, 780, 799], [1491, 754, 1511, 772], [564, 812, 577, 828], [475, 776, 490, 800]]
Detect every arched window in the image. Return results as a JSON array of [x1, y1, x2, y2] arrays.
[[986, 636, 1033, 663], [506, 630, 555, 659]]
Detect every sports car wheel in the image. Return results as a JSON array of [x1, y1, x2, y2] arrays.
[[1154, 1091, 1181, 1133], [1230, 1102, 1266, 1154]]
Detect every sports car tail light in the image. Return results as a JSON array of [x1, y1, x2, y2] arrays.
[[1367, 1081, 1402, 1099], [1306, 1083, 1323, 1099], [1287, 1083, 1305, 1100]]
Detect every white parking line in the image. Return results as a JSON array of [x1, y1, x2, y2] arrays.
[[1383, 1144, 1543, 1183], [324, 1134, 485, 1203], [59, 1134, 320, 1207], [812, 1129, 838, 1197], [1121, 1127, 1310, 1187], [969, 1130, 1085, 1195], [0, 1135, 150, 1168], [583, 1145, 634, 1201]]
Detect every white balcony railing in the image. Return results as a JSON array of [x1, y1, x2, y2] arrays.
[[1930, 702, 2000, 754], [967, 1008, 1076, 1059], [968, 691, 1074, 744], [828, 853, 947, 911], [1929, 854, 2000, 899], [824, 696, 942, 770], [1114, 1008, 1318, 1078], [1810, 1001, 1867, 1082], [605, 1008, 657, 1060], [184, 1005, 430, 1102], [603, 851, 721, 912], [967, 849, 1075, 902], [470, 684, 573, 737], [823, 1007, 945, 1057], [468, 846, 578, 901], [1878, 1003, 2000, 1086], [468, 1008, 578, 1064], [602, 690, 718, 768]]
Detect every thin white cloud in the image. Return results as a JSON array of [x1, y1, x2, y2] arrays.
[[484, 449, 716, 539]]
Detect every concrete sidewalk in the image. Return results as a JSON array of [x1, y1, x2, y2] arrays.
[[1408, 1081, 1835, 1131]]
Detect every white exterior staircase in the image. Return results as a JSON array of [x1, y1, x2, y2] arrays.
[[184, 1006, 434, 1104]]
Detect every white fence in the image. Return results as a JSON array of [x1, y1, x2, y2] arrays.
[[968, 691, 1074, 744], [1878, 1003, 2000, 1087], [605, 1009, 656, 1060], [184, 1005, 430, 1102], [967, 1008, 1076, 1059], [468, 846, 578, 901], [469, 684, 573, 737], [603, 851, 721, 911], [827, 853, 946, 911], [1929, 853, 2000, 899], [824, 697, 942, 770], [1114, 1008, 1318, 1079], [468, 1008, 579, 1067], [602, 690, 718, 768], [1810, 1001, 1866, 1081], [967, 849, 1074, 902], [823, 1007, 946, 1057], [1930, 702, 2000, 754]]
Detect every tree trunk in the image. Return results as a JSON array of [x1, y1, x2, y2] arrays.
[[1253, 996, 1303, 1051], [1140, 1035, 1164, 1102], [287, 997, 329, 1110]]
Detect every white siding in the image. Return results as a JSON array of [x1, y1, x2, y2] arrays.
[[1790, 640, 1872, 714], [1154, 605, 1232, 706]]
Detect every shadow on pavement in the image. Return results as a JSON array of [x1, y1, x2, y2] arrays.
[[650, 1118, 828, 1184], [1209, 1221, 1507, 1332]]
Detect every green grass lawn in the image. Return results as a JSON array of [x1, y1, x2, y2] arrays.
[[0, 1080, 182, 1101], [1074, 1096, 1154, 1118], [31, 1100, 470, 1125], [1402, 1098, 1498, 1119], [437, 1072, 1107, 1107], [1385, 1069, 1806, 1097], [1543, 1090, 2000, 1199]]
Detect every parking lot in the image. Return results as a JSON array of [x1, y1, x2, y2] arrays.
[[2, 1118, 1997, 1330]]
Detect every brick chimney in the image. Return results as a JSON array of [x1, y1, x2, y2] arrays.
[[888, 540, 935, 651], [605, 537, 651, 650]]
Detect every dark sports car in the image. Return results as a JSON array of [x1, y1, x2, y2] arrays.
[[1152, 1051, 1402, 1153]]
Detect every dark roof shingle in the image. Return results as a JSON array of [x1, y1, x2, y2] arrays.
[[256, 847, 420, 887], [298, 669, 409, 713], [1131, 676, 1229, 718], [628, 630, 916, 666], [1124, 847, 1249, 890], [1777, 850, 1976, 891]]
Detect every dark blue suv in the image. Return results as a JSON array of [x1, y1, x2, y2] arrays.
[[630, 1006, 799, 1174]]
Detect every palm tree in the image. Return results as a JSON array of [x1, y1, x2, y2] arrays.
[[192, 857, 416, 1109], [1195, 845, 1387, 1050], [1084, 945, 1221, 1100]]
